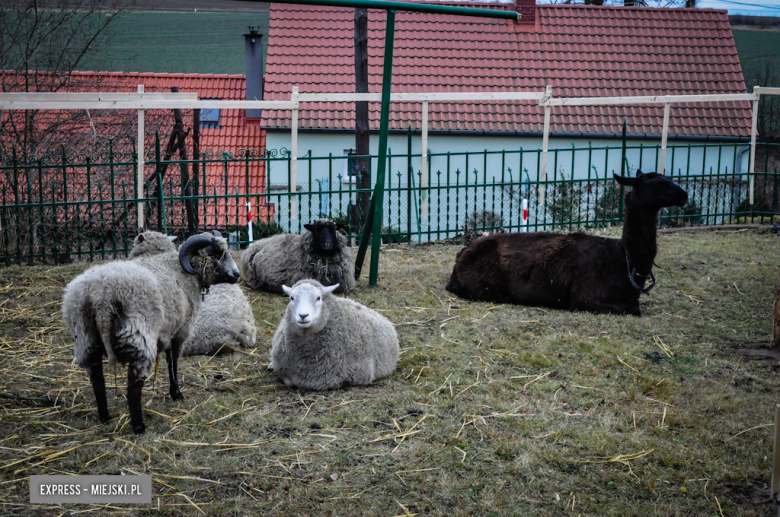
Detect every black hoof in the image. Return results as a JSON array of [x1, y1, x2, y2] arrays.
[[132, 422, 146, 435], [98, 412, 113, 424], [170, 390, 184, 401]]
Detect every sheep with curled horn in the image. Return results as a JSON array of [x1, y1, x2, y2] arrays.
[[241, 219, 355, 294], [445, 171, 688, 316], [124, 229, 256, 356], [62, 233, 240, 434]]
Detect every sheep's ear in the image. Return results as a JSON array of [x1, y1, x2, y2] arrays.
[[303, 224, 314, 232], [335, 223, 349, 231], [613, 174, 636, 187], [282, 285, 293, 296], [212, 230, 222, 238], [322, 284, 340, 295], [635, 169, 644, 178], [167, 235, 176, 242], [137, 234, 145, 243]]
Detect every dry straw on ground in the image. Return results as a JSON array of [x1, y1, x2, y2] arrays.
[[1, 228, 779, 515]]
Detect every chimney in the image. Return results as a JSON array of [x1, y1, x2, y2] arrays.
[[244, 26, 263, 119], [514, 0, 536, 24]]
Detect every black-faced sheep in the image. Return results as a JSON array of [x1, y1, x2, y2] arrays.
[[62, 234, 240, 434], [127, 230, 176, 258], [241, 219, 355, 294], [269, 279, 398, 390], [445, 171, 688, 316]]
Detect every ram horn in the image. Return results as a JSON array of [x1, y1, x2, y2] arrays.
[[178, 235, 214, 275]]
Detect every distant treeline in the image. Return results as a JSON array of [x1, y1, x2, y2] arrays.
[[729, 14, 780, 28]]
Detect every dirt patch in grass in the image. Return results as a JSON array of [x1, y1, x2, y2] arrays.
[[2, 229, 780, 515]]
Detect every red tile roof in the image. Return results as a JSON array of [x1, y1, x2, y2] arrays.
[[262, 1, 751, 138], [73, 72, 268, 194], [2, 71, 272, 225]]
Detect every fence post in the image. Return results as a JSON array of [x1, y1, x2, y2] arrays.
[[421, 100, 428, 219], [749, 87, 760, 207], [290, 86, 299, 220], [660, 102, 671, 174], [407, 125, 412, 238], [540, 85, 552, 206]]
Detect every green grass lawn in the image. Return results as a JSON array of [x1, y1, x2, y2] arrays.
[[80, 12, 270, 74], [1, 228, 779, 515]]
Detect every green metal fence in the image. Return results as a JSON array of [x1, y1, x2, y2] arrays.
[[1, 135, 778, 266]]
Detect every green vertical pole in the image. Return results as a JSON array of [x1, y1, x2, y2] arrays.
[[355, 9, 396, 284]]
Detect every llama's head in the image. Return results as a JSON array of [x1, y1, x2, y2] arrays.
[[614, 170, 688, 211]]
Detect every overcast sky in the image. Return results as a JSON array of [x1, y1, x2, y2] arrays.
[[696, 0, 780, 16]]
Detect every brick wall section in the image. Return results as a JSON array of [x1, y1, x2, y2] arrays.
[[514, 0, 535, 24]]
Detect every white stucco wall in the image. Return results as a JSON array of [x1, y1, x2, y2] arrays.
[[262, 130, 749, 238]]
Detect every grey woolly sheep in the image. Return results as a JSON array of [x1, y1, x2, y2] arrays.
[[62, 234, 240, 434], [269, 279, 398, 390], [127, 230, 177, 258], [241, 219, 355, 294], [182, 283, 257, 356]]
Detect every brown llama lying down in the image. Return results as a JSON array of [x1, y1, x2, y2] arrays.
[[445, 171, 688, 316]]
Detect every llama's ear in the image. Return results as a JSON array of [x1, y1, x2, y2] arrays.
[[282, 285, 293, 296], [613, 174, 636, 187], [322, 284, 340, 295]]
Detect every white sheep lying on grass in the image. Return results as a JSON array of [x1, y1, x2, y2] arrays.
[[182, 283, 257, 356], [269, 279, 398, 390]]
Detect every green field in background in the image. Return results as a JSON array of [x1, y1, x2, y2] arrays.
[[732, 29, 780, 81], [80, 12, 269, 75]]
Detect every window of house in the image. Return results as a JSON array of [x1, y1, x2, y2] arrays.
[[200, 100, 221, 129], [343, 149, 357, 182]]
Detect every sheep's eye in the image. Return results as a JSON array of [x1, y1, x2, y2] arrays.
[[316, 296, 321, 301], [290, 296, 294, 301]]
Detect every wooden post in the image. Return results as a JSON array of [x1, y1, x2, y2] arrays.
[[749, 89, 760, 206], [137, 84, 145, 229], [355, 6, 371, 229], [421, 99, 428, 220], [540, 85, 552, 206], [660, 102, 671, 174], [772, 404, 780, 500], [290, 86, 299, 220]]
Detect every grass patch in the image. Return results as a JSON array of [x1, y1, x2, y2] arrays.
[[1, 229, 779, 515]]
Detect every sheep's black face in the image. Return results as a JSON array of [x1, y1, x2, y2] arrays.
[[304, 221, 341, 255], [206, 242, 241, 285], [614, 170, 688, 210], [179, 235, 240, 285]]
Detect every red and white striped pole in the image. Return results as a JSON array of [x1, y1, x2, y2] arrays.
[[521, 198, 528, 232], [246, 201, 254, 243]]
